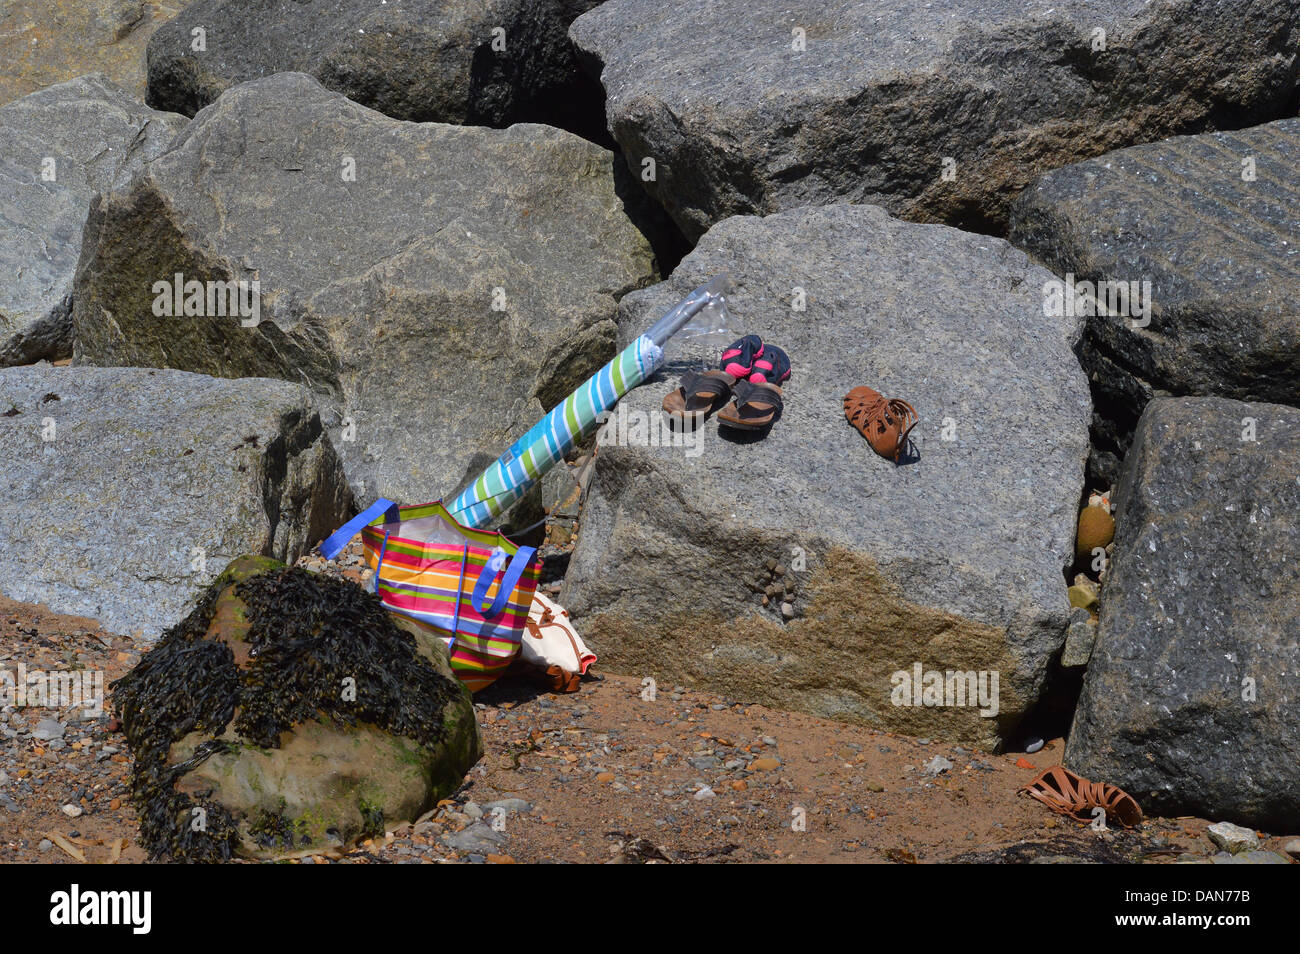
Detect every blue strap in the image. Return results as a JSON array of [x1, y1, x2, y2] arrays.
[[469, 545, 536, 619], [321, 498, 400, 559]]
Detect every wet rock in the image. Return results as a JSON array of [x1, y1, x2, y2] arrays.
[[563, 204, 1090, 749], [0, 366, 352, 638], [571, 0, 1300, 241], [0, 75, 186, 365], [72, 72, 656, 505], [115, 557, 481, 861], [1066, 397, 1300, 830], [1010, 118, 1300, 485]]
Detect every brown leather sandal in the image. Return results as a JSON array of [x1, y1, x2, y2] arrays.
[[843, 385, 917, 462], [717, 379, 783, 431], [1020, 765, 1143, 828], [662, 369, 736, 427]]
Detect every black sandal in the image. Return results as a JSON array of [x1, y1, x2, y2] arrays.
[[717, 378, 784, 431], [662, 369, 737, 427]]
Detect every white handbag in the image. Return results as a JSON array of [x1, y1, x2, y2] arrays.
[[521, 592, 596, 692]]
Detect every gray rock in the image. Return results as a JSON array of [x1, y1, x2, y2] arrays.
[[72, 72, 656, 506], [32, 719, 65, 742], [0, 75, 186, 366], [0, 366, 353, 638], [571, 0, 1300, 241], [482, 798, 531, 815], [1060, 608, 1097, 669], [923, 756, 953, 777], [562, 204, 1091, 749], [1066, 397, 1300, 830], [1204, 850, 1291, 865], [1207, 821, 1260, 855], [1011, 119, 1300, 486], [442, 821, 508, 853], [37, 839, 52, 853], [145, 0, 608, 136], [1284, 838, 1300, 859]]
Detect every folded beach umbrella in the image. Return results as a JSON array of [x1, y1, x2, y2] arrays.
[[448, 273, 735, 528]]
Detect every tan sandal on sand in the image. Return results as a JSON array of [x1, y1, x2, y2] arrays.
[[1020, 765, 1143, 828]]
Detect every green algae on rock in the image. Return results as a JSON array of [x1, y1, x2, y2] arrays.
[[113, 555, 481, 861]]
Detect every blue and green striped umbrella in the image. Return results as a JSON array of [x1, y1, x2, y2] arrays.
[[448, 274, 733, 528]]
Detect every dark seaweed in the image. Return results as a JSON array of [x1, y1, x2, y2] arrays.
[[112, 565, 461, 862]]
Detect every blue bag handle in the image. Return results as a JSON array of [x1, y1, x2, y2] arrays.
[[470, 545, 536, 619], [321, 498, 400, 560]]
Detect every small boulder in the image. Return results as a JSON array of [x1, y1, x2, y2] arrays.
[[1075, 505, 1115, 561], [113, 557, 481, 861], [1206, 821, 1259, 855]]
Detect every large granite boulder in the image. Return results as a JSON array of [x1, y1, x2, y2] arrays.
[[72, 72, 656, 506], [1066, 397, 1300, 831], [114, 557, 480, 861], [145, 0, 608, 136], [561, 204, 1092, 749], [0, 0, 174, 106], [1010, 119, 1300, 486], [0, 75, 187, 366], [570, 0, 1300, 241], [0, 366, 353, 638]]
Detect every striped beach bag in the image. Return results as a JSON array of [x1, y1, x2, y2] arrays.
[[321, 499, 540, 692]]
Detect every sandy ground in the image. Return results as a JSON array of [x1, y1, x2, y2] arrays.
[[3, 590, 1295, 866]]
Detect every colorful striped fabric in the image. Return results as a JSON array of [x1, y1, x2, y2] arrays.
[[359, 501, 540, 692], [449, 334, 661, 527]]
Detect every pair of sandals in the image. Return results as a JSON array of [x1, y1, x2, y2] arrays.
[[663, 334, 791, 431]]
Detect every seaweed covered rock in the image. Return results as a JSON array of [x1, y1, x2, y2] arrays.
[[113, 556, 480, 861]]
